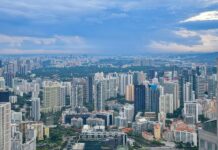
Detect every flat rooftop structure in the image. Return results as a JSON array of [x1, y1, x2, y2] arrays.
[[72, 143, 85, 150]]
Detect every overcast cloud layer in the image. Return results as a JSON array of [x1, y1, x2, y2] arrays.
[[0, 0, 218, 54]]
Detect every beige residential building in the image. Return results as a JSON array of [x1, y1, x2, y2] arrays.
[[154, 123, 161, 140], [42, 81, 65, 112], [125, 84, 134, 101]]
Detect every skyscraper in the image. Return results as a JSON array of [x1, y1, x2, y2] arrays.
[[0, 91, 10, 102], [94, 75, 117, 111], [71, 84, 85, 109], [134, 85, 146, 114], [207, 75, 217, 99], [196, 76, 207, 99], [119, 74, 127, 96], [42, 82, 65, 112], [123, 104, 134, 123], [94, 80, 106, 111], [147, 69, 155, 80], [148, 84, 160, 113], [183, 82, 194, 103], [163, 81, 180, 111], [32, 98, 41, 121], [0, 102, 11, 150], [0, 60, 2, 68], [183, 81, 197, 124], [118, 73, 133, 96], [184, 102, 198, 124], [125, 84, 134, 101], [0, 77, 5, 90], [159, 94, 174, 114], [87, 76, 93, 105], [133, 72, 145, 85], [3, 72, 15, 87]]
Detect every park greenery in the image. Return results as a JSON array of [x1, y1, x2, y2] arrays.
[[127, 133, 165, 149], [37, 125, 78, 150], [32, 65, 171, 80], [198, 114, 209, 123], [166, 106, 183, 119], [175, 142, 198, 150]]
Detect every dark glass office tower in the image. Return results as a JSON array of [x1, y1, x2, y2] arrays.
[[148, 84, 160, 113], [87, 76, 93, 105], [134, 85, 146, 114], [0, 91, 10, 102]]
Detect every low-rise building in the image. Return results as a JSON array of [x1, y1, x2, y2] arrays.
[[163, 120, 197, 146]]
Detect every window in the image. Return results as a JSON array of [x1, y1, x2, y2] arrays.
[[200, 139, 205, 149], [202, 120, 217, 135], [207, 142, 212, 150]]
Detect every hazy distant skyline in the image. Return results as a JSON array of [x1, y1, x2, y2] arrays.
[[0, 0, 218, 54]]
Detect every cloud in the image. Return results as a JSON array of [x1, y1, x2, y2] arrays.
[[0, 49, 65, 54], [173, 29, 198, 38], [0, 48, 90, 54], [109, 13, 128, 19], [0, 0, 216, 20], [0, 0, 218, 54], [0, 34, 85, 47], [0, 34, 92, 54], [182, 11, 218, 22], [149, 29, 218, 53], [0, 1, 132, 19]]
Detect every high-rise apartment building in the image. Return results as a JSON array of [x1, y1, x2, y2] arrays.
[[163, 81, 180, 111], [125, 84, 134, 101], [123, 104, 134, 123], [133, 71, 145, 85], [31, 98, 41, 121], [42, 82, 65, 112], [0, 77, 5, 90], [207, 75, 217, 99], [118, 73, 133, 96], [159, 94, 174, 114], [184, 102, 198, 124], [3, 72, 15, 87], [183, 82, 194, 103], [71, 84, 85, 109], [196, 76, 207, 99], [0, 102, 11, 150], [94, 75, 117, 111]]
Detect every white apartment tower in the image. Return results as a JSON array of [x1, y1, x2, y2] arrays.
[[159, 94, 174, 114], [32, 98, 41, 121], [183, 82, 194, 102], [0, 77, 5, 90], [163, 81, 180, 111]]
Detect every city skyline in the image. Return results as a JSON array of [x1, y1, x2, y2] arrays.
[[0, 55, 217, 149], [1, 1, 218, 150]]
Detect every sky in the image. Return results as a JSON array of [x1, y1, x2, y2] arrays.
[[0, 0, 218, 55]]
